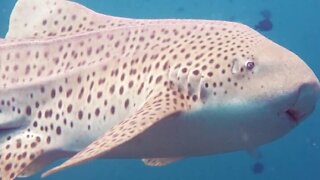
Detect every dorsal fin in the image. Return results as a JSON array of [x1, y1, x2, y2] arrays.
[[6, 0, 132, 39]]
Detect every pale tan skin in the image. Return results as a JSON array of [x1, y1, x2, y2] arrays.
[[0, 0, 319, 179]]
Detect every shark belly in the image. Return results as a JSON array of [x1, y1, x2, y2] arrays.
[[101, 101, 295, 159]]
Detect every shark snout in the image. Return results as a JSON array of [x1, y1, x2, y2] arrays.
[[285, 79, 320, 123], [303, 76, 320, 101]]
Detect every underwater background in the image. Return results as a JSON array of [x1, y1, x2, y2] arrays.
[[0, 0, 319, 179]]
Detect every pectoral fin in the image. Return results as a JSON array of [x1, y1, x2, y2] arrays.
[[42, 89, 188, 177]]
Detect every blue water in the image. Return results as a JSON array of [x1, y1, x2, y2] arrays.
[[0, 0, 319, 179]]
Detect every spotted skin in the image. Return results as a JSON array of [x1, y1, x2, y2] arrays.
[[0, 0, 319, 179], [43, 88, 188, 177]]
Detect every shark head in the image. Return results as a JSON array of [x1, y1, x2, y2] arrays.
[[246, 36, 319, 123], [194, 23, 320, 147]]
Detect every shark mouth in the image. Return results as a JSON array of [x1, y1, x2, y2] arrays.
[[285, 109, 303, 123], [283, 82, 319, 124]]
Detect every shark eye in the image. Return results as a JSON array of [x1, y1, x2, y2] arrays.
[[245, 61, 255, 70]]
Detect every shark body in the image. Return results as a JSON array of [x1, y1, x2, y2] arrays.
[[0, 0, 319, 179]]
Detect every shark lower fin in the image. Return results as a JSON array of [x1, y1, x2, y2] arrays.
[[142, 157, 182, 166], [18, 151, 69, 178], [0, 132, 47, 180]]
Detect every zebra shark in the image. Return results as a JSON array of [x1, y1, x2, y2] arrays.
[[0, 0, 319, 179]]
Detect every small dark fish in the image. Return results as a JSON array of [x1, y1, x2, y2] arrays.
[[255, 18, 273, 31], [255, 9, 273, 32], [252, 162, 264, 174]]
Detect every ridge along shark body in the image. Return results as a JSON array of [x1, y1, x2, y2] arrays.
[[0, 0, 319, 179]]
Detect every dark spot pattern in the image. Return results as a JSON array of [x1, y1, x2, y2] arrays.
[[0, 1, 263, 178]]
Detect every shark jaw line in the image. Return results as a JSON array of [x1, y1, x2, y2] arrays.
[[285, 109, 302, 123]]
